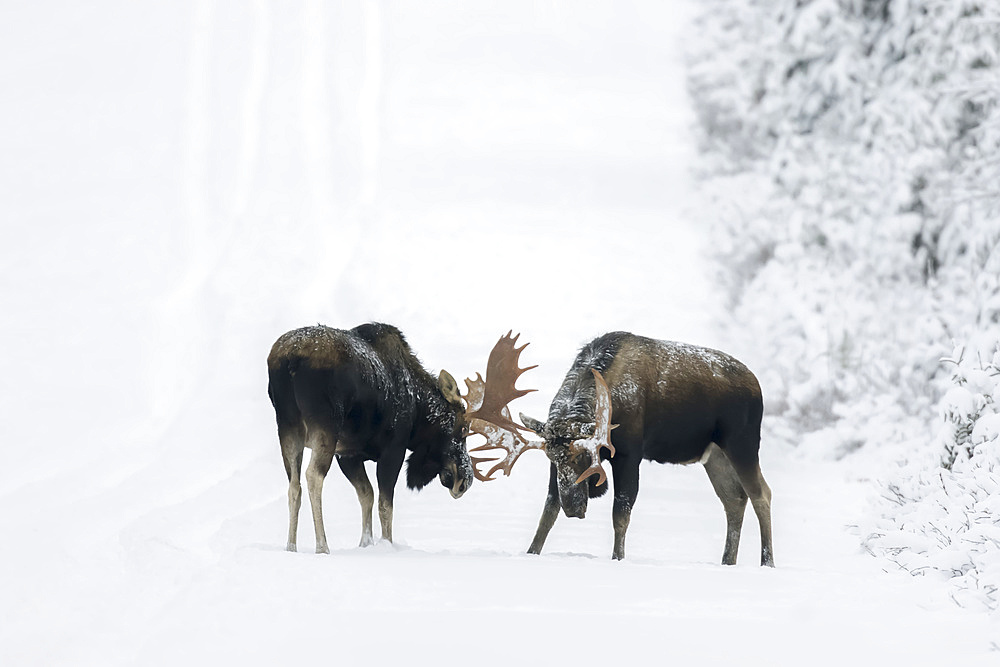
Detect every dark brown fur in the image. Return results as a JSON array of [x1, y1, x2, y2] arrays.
[[523, 332, 774, 565], [267, 323, 473, 553]]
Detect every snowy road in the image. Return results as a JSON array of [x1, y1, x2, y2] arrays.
[[1, 0, 997, 663]]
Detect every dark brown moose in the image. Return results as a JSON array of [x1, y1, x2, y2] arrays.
[[470, 331, 774, 566], [267, 323, 531, 553]]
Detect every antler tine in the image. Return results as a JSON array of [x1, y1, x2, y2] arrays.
[[471, 455, 502, 482], [466, 332, 537, 434], [508, 330, 537, 363], [575, 460, 610, 486], [462, 372, 486, 411], [572, 369, 618, 486]]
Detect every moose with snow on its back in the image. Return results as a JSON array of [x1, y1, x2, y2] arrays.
[[266, 323, 531, 553], [471, 332, 774, 566]]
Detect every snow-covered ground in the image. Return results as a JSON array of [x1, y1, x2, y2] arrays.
[[1, 1, 997, 663]]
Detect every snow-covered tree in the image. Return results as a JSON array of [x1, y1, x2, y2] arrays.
[[688, 0, 1000, 610]]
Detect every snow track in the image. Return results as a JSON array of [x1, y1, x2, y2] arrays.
[[1, 0, 997, 663]]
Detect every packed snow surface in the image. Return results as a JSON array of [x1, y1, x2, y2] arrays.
[[1, 0, 997, 664]]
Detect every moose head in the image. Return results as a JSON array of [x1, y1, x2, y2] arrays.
[[463, 332, 615, 519]]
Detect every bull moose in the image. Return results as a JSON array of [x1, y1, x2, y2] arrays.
[[468, 331, 774, 566], [267, 323, 523, 553]]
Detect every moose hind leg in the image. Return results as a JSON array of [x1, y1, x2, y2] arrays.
[[747, 465, 774, 567], [337, 456, 375, 547], [305, 433, 336, 554], [729, 455, 774, 567], [703, 443, 748, 565], [280, 424, 305, 552], [527, 464, 561, 555]]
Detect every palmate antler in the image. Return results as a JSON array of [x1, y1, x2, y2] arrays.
[[464, 332, 545, 482], [464, 334, 617, 485], [465, 331, 537, 433], [570, 369, 617, 486], [469, 415, 545, 481]]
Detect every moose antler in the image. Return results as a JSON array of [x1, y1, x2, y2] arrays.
[[462, 373, 493, 480], [468, 417, 546, 481], [570, 369, 617, 486], [463, 333, 544, 481], [465, 331, 537, 433]]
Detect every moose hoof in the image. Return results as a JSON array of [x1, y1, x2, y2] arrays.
[[286, 542, 297, 552], [316, 545, 330, 555]]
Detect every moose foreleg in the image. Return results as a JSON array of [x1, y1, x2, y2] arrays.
[[376, 452, 404, 543], [337, 456, 375, 547], [527, 464, 561, 554], [611, 458, 639, 561]]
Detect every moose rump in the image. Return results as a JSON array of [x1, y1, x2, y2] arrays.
[[268, 334, 387, 457], [597, 334, 772, 564]]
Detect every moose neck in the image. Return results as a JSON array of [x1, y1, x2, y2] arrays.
[[547, 332, 628, 426], [412, 378, 454, 441]]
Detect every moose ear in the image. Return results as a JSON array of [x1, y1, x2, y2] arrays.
[[519, 412, 546, 435], [438, 370, 462, 404]]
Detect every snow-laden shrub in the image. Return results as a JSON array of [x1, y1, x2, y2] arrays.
[[687, 0, 1000, 451], [864, 342, 1000, 612], [941, 346, 1000, 469], [688, 0, 1000, 612]]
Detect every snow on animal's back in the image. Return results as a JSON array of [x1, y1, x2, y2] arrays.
[[605, 334, 762, 408], [267, 325, 389, 379]]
